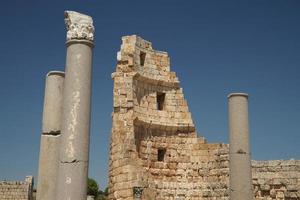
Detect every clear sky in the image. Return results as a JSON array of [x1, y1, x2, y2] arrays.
[[0, 0, 299, 189]]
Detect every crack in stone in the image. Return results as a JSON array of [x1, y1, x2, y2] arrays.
[[236, 149, 247, 154], [42, 131, 61, 136], [60, 159, 87, 164]]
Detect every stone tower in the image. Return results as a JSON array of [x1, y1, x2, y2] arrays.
[[108, 35, 300, 200], [108, 35, 217, 199]]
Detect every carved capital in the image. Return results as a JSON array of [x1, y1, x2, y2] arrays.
[[64, 11, 94, 42]]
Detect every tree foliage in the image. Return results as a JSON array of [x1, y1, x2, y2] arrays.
[[104, 187, 108, 196], [87, 178, 109, 200], [97, 187, 108, 200], [87, 178, 99, 197]]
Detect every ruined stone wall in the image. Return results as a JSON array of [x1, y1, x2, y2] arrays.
[[138, 135, 229, 200], [0, 176, 34, 200], [108, 35, 300, 200], [252, 160, 300, 200]]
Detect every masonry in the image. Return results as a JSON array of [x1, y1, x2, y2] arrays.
[[0, 176, 34, 200], [108, 35, 300, 200]]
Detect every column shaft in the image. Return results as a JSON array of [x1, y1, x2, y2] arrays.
[[56, 10, 94, 200], [56, 41, 93, 200], [37, 71, 64, 200], [228, 93, 253, 200]]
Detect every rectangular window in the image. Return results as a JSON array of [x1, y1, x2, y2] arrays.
[[157, 93, 165, 110], [157, 148, 166, 162], [140, 51, 146, 66]]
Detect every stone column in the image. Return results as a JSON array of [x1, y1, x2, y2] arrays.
[[56, 11, 94, 200], [228, 93, 253, 200], [37, 71, 65, 200]]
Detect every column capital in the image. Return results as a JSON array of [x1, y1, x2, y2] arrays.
[[64, 11, 94, 43]]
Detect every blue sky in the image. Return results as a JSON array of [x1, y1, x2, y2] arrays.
[[0, 0, 299, 189]]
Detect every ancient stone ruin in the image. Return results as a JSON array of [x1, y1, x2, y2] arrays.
[[0, 176, 34, 200], [30, 11, 299, 200], [36, 11, 94, 200], [108, 35, 300, 200], [55, 10, 94, 200]]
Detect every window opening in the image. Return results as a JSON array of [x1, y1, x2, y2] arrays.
[[140, 51, 146, 66], [157, 148, 166, 162], [157, 93, 165, 110]]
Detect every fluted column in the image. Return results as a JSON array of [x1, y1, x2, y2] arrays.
[[228, 93, 253, 200], [56, 11, 94, 200], [37, 71, 64, 200]]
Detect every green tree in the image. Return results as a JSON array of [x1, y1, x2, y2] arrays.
[[87, 178, 99, 197], [104, 187, 108, 196], [97, 187, 109, 200]]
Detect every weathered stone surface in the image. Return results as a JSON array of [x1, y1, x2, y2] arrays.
[[37, 71, 64, 200], [64, 11, 94, 42], [108, 35, 227, 200], [228, 93, 253, 200], [41, 71, 65, 134], [0, 176, 34, 200], [36, 135, 60, 200], [56, 10, 94, 200], [108, 35, 300, 200], [252, 160, 300, 200]]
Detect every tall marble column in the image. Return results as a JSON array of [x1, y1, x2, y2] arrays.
[[228, 93, 253, 200], [37, 71, 65, 200], [56, 11, 94, 200]]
